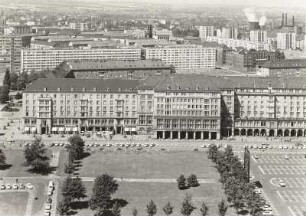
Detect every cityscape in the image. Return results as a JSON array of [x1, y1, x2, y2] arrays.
[[0, 0, 305, 216]]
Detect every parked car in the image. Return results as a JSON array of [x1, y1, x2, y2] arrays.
[[278, 179, 286, 187], [45, 204, 51, 210], [20, 184, 25, 189], [262, 204, 272, 211], [6, 184, 12, 189], [26, 183, 34, 189], [47, 197, 52, 204], [254, 154, 259, 159], [0, 185, 5, 190], [262, 210, 273, 215], [284, 155, 289, 160], [12, 184, 18, 189]]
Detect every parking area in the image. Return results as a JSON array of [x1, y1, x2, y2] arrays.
[[250, 150, 306, 216]]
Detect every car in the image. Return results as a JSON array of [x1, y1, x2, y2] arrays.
[[48, 180, 54, 189], [0, 185, 5, 190], [131, 143, 136, 147], [47, 190, 53, 196], [44, 212, 50, 216], [278, 180, 286, 187], [144, 143, 149, 147], [284, 145, 288, 149], [259, 146, 263, 149], [126, 143, 131, 147], [269, 146, 273, 149], [254, 154, 259, 159], [121, 143, 125, 147], [47, 197, 52, 204], [254, 145, 258, 149], [54, 143, 59, 146], [150, 143, 155, 147], [201, 144, 206, 148], [284, 155, 289, 159], [279, 145, 283, 149], [254, 188, 261, 194], [298, 146, 302, 150], [249, 145, 253, 149], [94, 143, 99, 147], [45, 204, 51, 210], [20, 184, 25, 189], [49, 143, 55, 147], [290, 146, 294, 150], [137, 144, 142, 147], [262, 204, 272, 211], [26, 183, 34, 189], [262, 211, 273, 215], [6, 184, 12, 189], [12, 184, 18, 189]]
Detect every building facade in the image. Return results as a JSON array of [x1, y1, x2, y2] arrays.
[[277, 32, 296, 50], [20, 48, 142, 73], [199, 26, 214, 39], [22, 76, 306, 139], [250, 30, 268, 43], [143, 45, 216, 70]]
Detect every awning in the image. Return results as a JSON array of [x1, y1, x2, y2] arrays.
[[51, 127, 58, 132], [124, 128, 129, 132], [65, 127, 71, 132], [131, 128, 136, 132], [73, 127, 78, 132], [24, 127, 30, 132], [59, 127, 65, 132], [31, 127, 37, 132]]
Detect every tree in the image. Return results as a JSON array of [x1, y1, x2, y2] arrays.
[[15, 92, 22, 100], [3, 68, 10, 87], [163, 201, 174, 215], [89, 174, 119, 215], [131, 208, 138, 216], [24, 137, 50, 173], [62, 176, 86, 201], [112, 201, 121, 216], [187, 174, 199, 187], [0, 149, 6, 167], [177, 175, 186, 190], [200, 202, 209, 216], [57, 199, 70, 215], [218, 199, 228, 216], [68, 134, 85, 159], [180, 194, 196, 216], [146, 200, 157, 216]]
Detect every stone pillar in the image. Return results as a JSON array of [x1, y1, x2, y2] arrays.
[[208, 132, 212, 140], [274, 129, 277, 137], [161, 131, 165, 139], [193, 132, 196, 140], [170, 131, 173, 139], [178, 131, 181, 139], [186, 131, 189, 139], [217, 132, 221, 140], [201, 131, 204, 140]]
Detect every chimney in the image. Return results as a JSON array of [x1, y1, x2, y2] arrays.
[[282, 13, 284, 26], [292, 16, 295, 27], [285, 13, 288, 26]]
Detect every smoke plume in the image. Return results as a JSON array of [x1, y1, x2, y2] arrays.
[[259, 16, 267, 26], [243, 8, 258, 22]]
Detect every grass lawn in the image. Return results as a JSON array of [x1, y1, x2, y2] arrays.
[[61, 181, 237, 216], [0, 191, 29, 216], [1, 149, 53, 177], [76, 151, 219, 179]]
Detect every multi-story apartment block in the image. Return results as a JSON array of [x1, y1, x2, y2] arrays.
[[22, 76, 306, 139], [20, 48, 142, 73], [277, 32, 296, 50], [143, 45, 216, 70], [250, 30, 268, 43], [199, 26, 214, 39], [23, 79, 140, 134]]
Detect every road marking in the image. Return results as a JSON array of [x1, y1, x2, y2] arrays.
[[289, 206, 298, 216], [258, 165, 266, 174], [277, 190, 287, 202]]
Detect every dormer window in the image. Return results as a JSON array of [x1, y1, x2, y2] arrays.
[[44, 87, 47, 91], [57, 87, 61, 91], [176, 86, 181, 90], [166, 85, 171, 90], [82, 87, 86, 92], [129, 88, 132, 91], [106, 88, 110, 92], [186, 87, 190, 90], [196, 86, 200, 90], [71, 87, 74, 92], [118, 88, 121, 92], [93, 87, 97, 92]]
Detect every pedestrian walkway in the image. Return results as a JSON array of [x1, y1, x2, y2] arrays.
[[49, 151, 60, 168]]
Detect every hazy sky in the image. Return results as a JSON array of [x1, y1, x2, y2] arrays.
[[84, 0, 306, 8]]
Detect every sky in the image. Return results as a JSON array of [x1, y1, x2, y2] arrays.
[[80, 0, 306, 8]]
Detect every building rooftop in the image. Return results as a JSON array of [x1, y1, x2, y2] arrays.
[[262, 59, 306, 69], [25, 78, 140, 93]]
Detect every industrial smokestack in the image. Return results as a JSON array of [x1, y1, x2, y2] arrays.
[[292, 16, 295, 26], [285, 13, 287, 26], [282, 13, 284, 26]]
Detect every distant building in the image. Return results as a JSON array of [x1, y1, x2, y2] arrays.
[[199, 26, 214, 39], [143, 45, 216, 70], [153, 29, 172, 41], [0, 35, 31, 74], [69, 22, 86, 32], [221, 27, 238, 39], [53, 59, 173, 79], [20, 48, 142, 73], [257, 59, 306, 77], [277, 32, 296, 50], [250, 30, 267, 43], [4, 26, 31, 35]]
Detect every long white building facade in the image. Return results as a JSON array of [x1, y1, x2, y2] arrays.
[[143, 45, 216, 69], [20, 48, 142, 73]]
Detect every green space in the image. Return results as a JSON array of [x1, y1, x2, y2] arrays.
[[58, 181, 238, 216], [76, 151, 219, 179], [1, 149, 52, 177], [0, 191, 29, 216]]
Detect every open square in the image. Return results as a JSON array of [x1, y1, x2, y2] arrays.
[[0, 191, 29, 216]]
